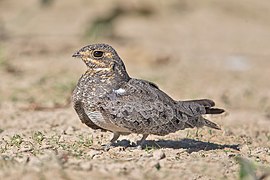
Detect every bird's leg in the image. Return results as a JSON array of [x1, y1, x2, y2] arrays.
[[136, 134, 149, 149], [110, 132, 120, 144], [102, 132, 120, 151]]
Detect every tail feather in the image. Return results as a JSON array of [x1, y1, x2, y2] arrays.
[[203, 118, 221, 130], [183, 99, 215, 107], [205, 107, 225, 114], [183, 99, 225, 115], [184, 117, 221, 130], [181, 99, 224, 130]]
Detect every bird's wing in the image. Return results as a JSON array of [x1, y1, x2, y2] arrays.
[[98, 78, 192, 135]]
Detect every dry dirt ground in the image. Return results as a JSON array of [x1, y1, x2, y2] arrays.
[[0, 0, 270, 179]]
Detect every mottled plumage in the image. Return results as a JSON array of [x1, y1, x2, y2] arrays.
[[72, 43, 225, 147]]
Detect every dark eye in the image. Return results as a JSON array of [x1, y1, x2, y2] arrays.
[[93, 51, 104, 58]]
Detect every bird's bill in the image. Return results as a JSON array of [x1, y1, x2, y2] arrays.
[[72, 51, 81, 58]]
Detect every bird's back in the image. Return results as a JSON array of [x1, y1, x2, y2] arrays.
[[96, 78, 223, 135]]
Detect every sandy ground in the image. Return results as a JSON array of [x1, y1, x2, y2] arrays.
[[0, 0, 270, 179]]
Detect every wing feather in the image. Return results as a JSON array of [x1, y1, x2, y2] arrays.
[[98, 78, 188, 135]]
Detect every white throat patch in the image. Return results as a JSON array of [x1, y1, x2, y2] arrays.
[[94, 67, 111, 71]]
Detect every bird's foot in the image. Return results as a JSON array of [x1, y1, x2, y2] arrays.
[[128, 142, 145, 150], [101, 132, 120, 151], [136, 140, 147, 150], [136, 145, 143, 150], [136, 134, 148, 150]]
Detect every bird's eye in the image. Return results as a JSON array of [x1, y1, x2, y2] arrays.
[[93, 51, 104, 58]]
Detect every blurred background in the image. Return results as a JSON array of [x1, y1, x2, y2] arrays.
[[0, 0, 270, 114]]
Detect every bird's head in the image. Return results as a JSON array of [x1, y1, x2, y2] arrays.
[[72, 43, 124, 71]]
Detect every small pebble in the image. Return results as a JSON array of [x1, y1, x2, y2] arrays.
[[18, 145, 33, 153], [80, 161, 92, 171], [64, 126, 75, 135], [153, 150, 166, 160], [148, 161, 161, 170], [14, 156, 28, 164], [27, 156, 42, 167], [265, 155, 270, 163], [240, 145, 249, 155], [86, 150, 102, 159]]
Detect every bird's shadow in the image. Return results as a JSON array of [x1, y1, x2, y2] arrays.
[[114, 138, 240, 153]]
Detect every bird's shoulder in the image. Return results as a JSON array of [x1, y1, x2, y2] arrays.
[[129, 78, 159, 89], [101, 78, 163, 102], [118, 78, 160, 95]]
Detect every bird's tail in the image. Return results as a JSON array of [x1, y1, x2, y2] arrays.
[[202, 117, 221, 130], [183, 99, 225, 115], [181, 99, 225, 130], [184, 116, 222, 130]]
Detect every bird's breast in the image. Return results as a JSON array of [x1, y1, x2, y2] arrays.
[[86, 110, 130, 132]]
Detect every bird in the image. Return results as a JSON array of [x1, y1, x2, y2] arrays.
[[72, 43, 225, 148]]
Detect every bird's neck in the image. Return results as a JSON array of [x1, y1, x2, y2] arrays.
[[86, 61, 129, 79], [81, 64, 130, 90], [76, 67, 129, 100]]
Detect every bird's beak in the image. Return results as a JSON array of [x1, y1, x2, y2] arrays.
[[72, 51, 81, 58]]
